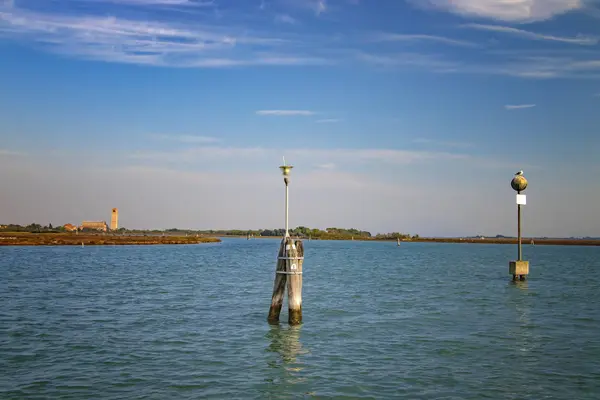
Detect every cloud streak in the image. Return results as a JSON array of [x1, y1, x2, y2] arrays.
[[316, 162, 336, 169], [0, 149, 25, 156], [413, 138, 474, 148], [0, 0, 598, 80], [505, 104, 536, 109], [274, 14, 297, 24], [76, 0, 215, 6], [369, 32, 477, 47], [411, 0, 584, 22], [128, 145, 471, 166], [355, 51, 459, 70], [463, 24, 598, 45], [286, 0, 327, 15], [256, 110, 316, 116], [152, 134, 220, 143], [0, 4, 328, 68]]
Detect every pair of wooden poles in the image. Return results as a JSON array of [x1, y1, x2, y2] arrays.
[[267, 236, 303, 325], [268, 162, 303, 325]]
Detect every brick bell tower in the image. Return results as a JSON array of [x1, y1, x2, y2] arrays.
[[111, 208, 119, 230]]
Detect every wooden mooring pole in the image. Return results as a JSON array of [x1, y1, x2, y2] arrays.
[[287, 240, 303, 325], [268, 159, 304, 325], [268, 237, 304, 324], [268, 239, 288, 323]]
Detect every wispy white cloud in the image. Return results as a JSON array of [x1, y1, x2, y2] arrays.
[[355, 51, 459, 70], [0, 4, 328, 68], [371, 48, 600, 79], [412, 138, 474, 148], [482, 55, 600, 79], [369, 32, 477, 47], [274, 14, 297, 24], [505, 104, 536, 109], [316, 118, 341, 123], [354, 46, 600, 80], [279, 0, 327, 15], [316, 162, 336, 169], [127, 145, 471, 167], [292, 147, 470, 164], [1, 0, 599, 79], [411, 0, 584, 22], [0, 149, 25, 156], [129, 146, 267, 164], [256, 109, 316, 116], [76, 0, 215, 6], [315, 0, 327, 15], [462, 24, 598, 45], [152, 134, 220, 143], [309, 0, 327, 15]]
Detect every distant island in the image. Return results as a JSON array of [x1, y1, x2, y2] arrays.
[[1, 224, 599, 246], [0, 231, 221, 247]]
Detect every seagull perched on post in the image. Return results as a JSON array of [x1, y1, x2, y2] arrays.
[[515, 170, 524, 176]]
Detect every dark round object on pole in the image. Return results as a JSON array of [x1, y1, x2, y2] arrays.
[[511, 175, 528, 192]]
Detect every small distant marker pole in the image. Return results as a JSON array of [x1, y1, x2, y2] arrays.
[[509, 172, 529, 281], [268, 159, 304, 325]]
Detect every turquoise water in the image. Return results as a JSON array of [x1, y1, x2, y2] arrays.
[[1, 239, 599, 399]]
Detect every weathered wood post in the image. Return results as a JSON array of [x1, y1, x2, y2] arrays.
[[509, 171, 529, 281], [267, 159, 304, 325], [267, 239, 288, 323], [287, 239, 303, 325]]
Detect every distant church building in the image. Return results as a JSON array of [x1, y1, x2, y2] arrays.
[[81, 221, 108, 232], [111, 208, 119, 231]]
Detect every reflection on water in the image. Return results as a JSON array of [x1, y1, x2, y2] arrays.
[[261, 324, 312, 397], [507, 279, 538, 355], [510, 279, 529, 291], [266, 324, 307, 367]]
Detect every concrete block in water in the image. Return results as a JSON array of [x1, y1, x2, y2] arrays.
[[509, 260, 529, 276]]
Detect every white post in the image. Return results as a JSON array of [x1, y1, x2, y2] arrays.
[[280, 160, 293, 239], [285, 182, 289, 238]]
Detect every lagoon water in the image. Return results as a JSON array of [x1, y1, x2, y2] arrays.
[[1, 238, 599, 399]]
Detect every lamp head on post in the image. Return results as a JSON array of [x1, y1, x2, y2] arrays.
[[279, 161, 293, 186]]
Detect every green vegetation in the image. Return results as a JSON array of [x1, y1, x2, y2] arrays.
[[0, 223, 64, 233], [0, 224, 416, 241], [191, 226, 417, 241]]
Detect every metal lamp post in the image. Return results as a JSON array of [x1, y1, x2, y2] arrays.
[[279, 160, 293, 238], [509, 171, 529, 281]]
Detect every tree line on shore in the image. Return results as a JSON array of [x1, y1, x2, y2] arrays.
[[212, 227, 419, 240], [0, 224, 418, 240], [3, 224, 599, 242], [134, 226, 418, 240]]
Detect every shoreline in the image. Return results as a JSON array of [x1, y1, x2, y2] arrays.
[[217, 235, 600, 246], [0, 233, 221, 246], [2, 233, 598, 247]]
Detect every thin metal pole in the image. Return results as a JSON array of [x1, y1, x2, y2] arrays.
[[517, 190, 522, 261], [285, 182, 289, 238]]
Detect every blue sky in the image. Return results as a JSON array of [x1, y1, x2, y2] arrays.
[[1, 0, 599, 236]]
